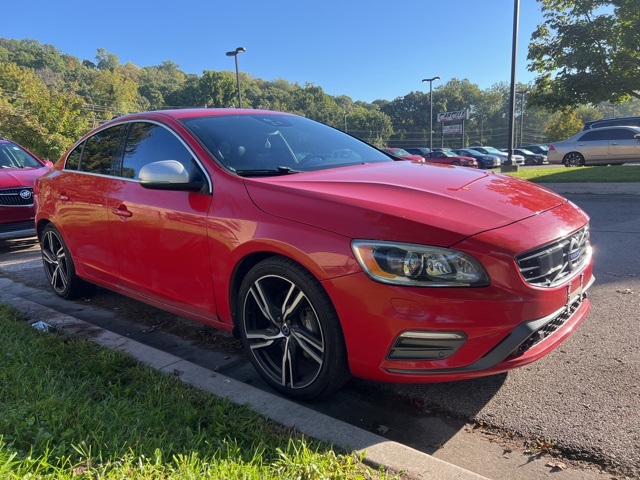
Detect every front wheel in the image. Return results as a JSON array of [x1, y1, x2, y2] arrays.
[[40, 225, 95, 299], [237, 257, 350, 399], [563, 152, 585, 167]]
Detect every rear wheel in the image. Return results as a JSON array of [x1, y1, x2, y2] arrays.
[[563, 152, 585, 167], [41, 225, 95, 299], [237, 256, 350, 399]]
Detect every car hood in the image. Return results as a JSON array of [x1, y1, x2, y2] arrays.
[[244, 162, 567, 246], [0, 167, 49, 188]]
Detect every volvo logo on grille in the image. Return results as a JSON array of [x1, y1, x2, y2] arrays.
[[567, 236, 581, 271], [19, 189, 32, 200]]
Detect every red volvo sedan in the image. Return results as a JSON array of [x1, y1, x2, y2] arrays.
[[35, 109, 594, 399]]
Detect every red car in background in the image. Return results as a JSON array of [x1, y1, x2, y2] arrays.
[[35, 109, 594, 399], [0, 137, 52, 241], [423, 150, 478, 167], [381, 147, 426, 163]]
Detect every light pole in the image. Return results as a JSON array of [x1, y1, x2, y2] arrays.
[[226, 46, 246, 108], [422, 76, 440, 150], [517, 90, 528, 147], [504, 0, 520, 169]]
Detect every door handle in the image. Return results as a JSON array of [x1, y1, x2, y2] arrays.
[[55, 193, 70, 202], [111, 207, 132, 219]]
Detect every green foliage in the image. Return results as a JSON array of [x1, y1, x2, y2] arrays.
[[528, 0, 640, 109], [0, 63, 91, 159], [543, 109, 584, 142], [0, 303, 396, 479]]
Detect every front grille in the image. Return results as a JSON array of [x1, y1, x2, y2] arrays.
[[516, 225, 590, 287], [0, 188, 34, 206]]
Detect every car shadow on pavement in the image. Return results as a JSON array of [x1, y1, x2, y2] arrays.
[[307, 373, 507, 455]]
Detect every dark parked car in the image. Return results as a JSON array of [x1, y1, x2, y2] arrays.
[[548, 126, 640, 166], [404, 147, 431, 158], [0, 137, 52, 240], [453, 148, 501, 169], [583, 116, 640, 130], [520, 144, 549, 156], [35, 108, 594, 399], [469, 146, 525, 165], [513, 148, 548, 166]]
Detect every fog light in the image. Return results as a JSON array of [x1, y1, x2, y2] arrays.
[[387, 331, 467, 360]]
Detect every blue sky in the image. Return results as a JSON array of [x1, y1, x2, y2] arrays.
[[4, 0, 546, 103]]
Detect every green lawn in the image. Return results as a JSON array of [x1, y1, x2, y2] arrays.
[[503, 165, 640, 183], [0, 303, 397, 479]]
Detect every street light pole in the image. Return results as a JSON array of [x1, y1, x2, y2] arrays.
[[422, 76, 440, 150], [226, 47, 246, 108], [517, 90, 528, 147], [504, 0, 520, 169]]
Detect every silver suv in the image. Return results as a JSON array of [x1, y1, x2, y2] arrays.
[[548, 126, 640, 167]]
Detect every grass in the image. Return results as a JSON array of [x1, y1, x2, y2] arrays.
[[503, 165, 640, 183], [0, 303, 398, 479]]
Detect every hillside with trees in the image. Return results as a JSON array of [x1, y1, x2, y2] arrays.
[[1, 38, 638, 160]]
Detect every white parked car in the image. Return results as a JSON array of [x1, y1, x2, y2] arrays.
[[469, 146, 525, 165]]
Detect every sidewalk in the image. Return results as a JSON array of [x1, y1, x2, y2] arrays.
[[0, 280, 488, 480]]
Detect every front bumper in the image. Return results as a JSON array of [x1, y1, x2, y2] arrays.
[[322, 203, 593, 383]]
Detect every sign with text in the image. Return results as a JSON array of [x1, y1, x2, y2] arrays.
[[437, 109, 469, 123], [443, 124, 462, 135]]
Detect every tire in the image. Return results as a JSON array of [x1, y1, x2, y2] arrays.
[[563, 152, 585, 167], [40, 224, 95, 299], [237, 256, 350, 399], [524, 158, 534, 166], [451, 161, 461, 166]]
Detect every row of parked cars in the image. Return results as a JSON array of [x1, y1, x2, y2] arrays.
[[386, 145, 550, 169]]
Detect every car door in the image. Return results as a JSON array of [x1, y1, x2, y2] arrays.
[[51, 125, 125, 283], [106, 121, 216, 319], [575, 129, 609, 164], [607, 128, 640, 163]]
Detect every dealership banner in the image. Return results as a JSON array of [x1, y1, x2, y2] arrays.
[[437, 109, 469, 123], [443, 124, 462, 135]]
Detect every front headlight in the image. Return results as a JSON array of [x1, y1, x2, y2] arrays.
[[351, 240, 490, 287]]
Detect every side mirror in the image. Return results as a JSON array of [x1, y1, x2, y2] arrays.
[[139, 160, 203, 191]]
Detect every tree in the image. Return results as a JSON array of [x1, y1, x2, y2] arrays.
[[528, 0, 640, 109], [544, 109, 583, 142], [0, 63, 91, 159]]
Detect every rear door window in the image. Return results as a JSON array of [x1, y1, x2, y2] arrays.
[[579, 130, 609, 142]]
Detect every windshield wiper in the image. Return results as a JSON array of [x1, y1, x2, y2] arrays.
[[235, 165, 302, 177]]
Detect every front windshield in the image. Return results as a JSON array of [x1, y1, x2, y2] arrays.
[[0, 143, 42, 169], [181, 113, 391, 175]]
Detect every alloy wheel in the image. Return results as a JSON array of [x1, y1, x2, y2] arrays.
[[41, 228, 70, 294], [242, 274, 325, 390]]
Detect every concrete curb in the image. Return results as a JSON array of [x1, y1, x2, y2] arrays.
[[539, 182, 640, 195], [0, 288, 488, 480]]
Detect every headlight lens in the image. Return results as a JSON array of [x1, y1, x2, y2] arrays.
[[352, 241, 490, 287]]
